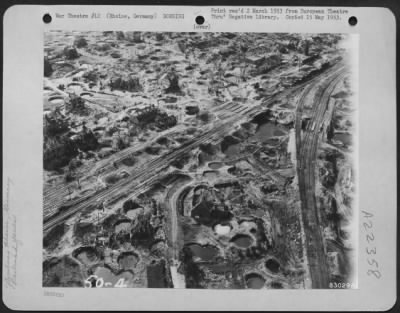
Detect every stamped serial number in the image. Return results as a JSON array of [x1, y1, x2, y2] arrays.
[[329, 282, 355, 289]]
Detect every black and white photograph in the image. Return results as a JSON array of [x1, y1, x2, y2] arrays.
[[42, 31, 357, 289], [2, 4, 397, 310]]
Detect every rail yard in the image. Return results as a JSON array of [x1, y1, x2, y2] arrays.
[[42, 31, 356, 289]]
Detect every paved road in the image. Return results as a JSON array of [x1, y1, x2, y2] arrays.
[[295, 64, 346, 288]]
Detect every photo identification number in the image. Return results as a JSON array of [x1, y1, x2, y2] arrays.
[[362, 210, 381, 279], [83, 275, 128, 288]]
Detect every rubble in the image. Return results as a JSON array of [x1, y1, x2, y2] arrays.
[[42, 31, 354, 289]]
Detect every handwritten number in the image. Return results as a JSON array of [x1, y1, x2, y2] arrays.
[[115, 278, 128, 288], [362, 210, 374, 219], [84, 275, 98, 288], [363, 220, 372, 230], [367, 258, 378, 268], [363, 211, 381, 279], [366, 233, 375, 243], [367, 269, 381, 279], [366, 247, 376, 255], [96, 277, 104, 288]]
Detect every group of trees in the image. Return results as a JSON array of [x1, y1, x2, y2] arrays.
[[44, 110, 69, 137], [180, 246, 205, 288], [131, 212, 155, 247], [74, 124, 99, 151], [43, 134, 78, 171], [191, 199, 233, 227], [43, 111, 76, 171], [43, 102, 99, 172], [65, 94, 87, 113], [321, 151, 340, 189], [44, 127, 99, 173], [109, 76, 142, 92], [135, 105, 177, 131]]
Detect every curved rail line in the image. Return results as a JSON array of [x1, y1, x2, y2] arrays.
[[295, 64, 347, 288]]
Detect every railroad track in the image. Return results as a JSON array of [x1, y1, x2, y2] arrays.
[[43, 62, 344, 236], [44, 113, 255, 234], [43, 93, 286, 234], [43, 98, 255, 214], [44, 74, 301, 214], [44, 96, 271, 219], [295, 64, 347, 288], [43, 125, 183, 214]]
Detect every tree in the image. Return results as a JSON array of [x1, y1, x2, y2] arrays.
[[304, 40, 310, 56], [44, 57, 53, 77], [63, 46, 79, 59], [155, 33, 164, 41], [44, 112, 69, 137], [133, 32, 142, 43], [115, 31, 125, 40], [43, 136, 78, 171], [198, 111, 211, 123], [64, 158, 82, 185], [74, 37, 88, 48], [65, 94, 86, 113], [165, 71, 181, 94]]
